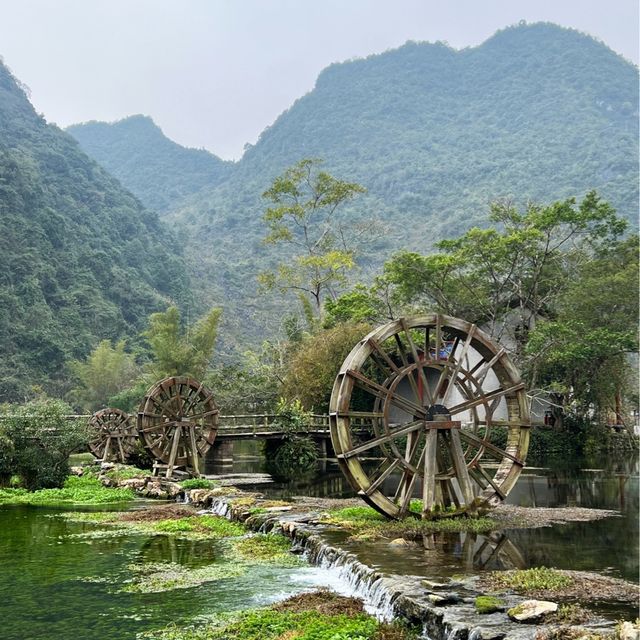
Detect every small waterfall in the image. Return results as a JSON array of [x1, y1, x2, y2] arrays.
[[209, 499, 230, 518]]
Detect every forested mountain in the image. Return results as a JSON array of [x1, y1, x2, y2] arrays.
[[93, 22, 634, 354], [67, 115, 232, 213], [0, 61, 190, 401]]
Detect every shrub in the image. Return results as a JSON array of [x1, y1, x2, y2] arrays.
[[0, 398, 89, 490]]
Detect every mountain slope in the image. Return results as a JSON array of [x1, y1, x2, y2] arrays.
[[67, 115, 233, 213], [0, 61, 191, 401], [67, 22, 639, 355]]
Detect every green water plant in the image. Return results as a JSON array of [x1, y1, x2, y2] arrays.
[[180, 478, 216, 490], [489, 567, 573, 593], [0, 475, 134, 505], [475, 595, 505, 614]]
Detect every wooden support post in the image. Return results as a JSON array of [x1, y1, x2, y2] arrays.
[[422, 428, 438, 515], [449, 428, 474, 506], [167, 427, 181, 479]]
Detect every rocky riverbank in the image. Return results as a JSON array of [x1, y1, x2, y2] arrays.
[[91, 465, 639, 640]]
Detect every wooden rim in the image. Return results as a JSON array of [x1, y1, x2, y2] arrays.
[[88, 407, 137, 463], [137, 376, 218, 475], [329, 314, 530, 519]]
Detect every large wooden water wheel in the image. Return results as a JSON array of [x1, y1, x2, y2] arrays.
[[329, 314, 530, 519], [88, 408, 138, 463], [137, 376, 218, 478]]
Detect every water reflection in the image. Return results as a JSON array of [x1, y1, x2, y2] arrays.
[[210, 444, 639, 585]]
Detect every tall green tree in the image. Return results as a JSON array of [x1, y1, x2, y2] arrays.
[[144, 306, 222, 380], [526, 235, 639, 422], [382, 191, 626, 357], [259, 158, 367, 313], [69, 340, 139, 411]]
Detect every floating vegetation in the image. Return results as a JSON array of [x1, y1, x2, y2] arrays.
[[0, 475, 134, 505], [230, 533, 300, 566], [321, 505, 497, 541], [487, 567, 573, 593], [62, 510, 246, 541], [121, 561, 245, 593]]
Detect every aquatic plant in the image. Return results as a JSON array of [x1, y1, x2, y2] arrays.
[[0, 475, 134, 505], [490, 567, 573, 593], [180, 478, 216, 490]]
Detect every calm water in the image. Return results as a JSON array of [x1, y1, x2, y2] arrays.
[[2, 449, 637, 639], [211, 443, 639, 584], [0, 504, 349, 640]]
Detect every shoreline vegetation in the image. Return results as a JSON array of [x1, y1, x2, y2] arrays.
[[1, 463, 638, 639]]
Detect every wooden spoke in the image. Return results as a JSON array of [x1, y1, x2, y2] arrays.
[[362, 458, 401, 496], [448, 383, 525, 416], [338, 420, 423, 459], [346, 369, 427, 418], [459, 430, 524, 465], [330, 315, 530, 521]]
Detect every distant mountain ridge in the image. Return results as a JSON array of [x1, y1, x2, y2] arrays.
[[67, 22, 639, 356], [67, 115, 232, 213], [0, 62, 190, 401]]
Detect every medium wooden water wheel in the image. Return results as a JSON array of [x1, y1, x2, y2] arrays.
[[329, 314, 530, 519], [137, 376, 218, 478], [88, 408, 138, 463]]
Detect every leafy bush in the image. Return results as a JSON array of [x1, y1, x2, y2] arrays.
[[0, 398, 89, 490], [180, 478, 215, 490], [0, 475, 134, 505]]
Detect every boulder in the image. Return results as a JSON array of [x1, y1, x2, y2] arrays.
[[508, 599, 558, 622], [162, 482, 182, 498], [389, 538, 413, 546], [119, 478, 148, 491], [69, 466, 84, 476], [618, 621, 640, 640]]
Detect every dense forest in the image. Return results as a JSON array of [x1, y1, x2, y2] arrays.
[[0, 60, 190, 402], [68, 23, 639, 357], [1, 22, 638, 421], [67, 115, 232, 214]]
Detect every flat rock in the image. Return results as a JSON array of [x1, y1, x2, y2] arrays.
[[427, 593, 462, 605], [389, 538, 413, 546], [618, 621, 640, 640], [508, 599, 558, 622], [469, 628, 506, 640]]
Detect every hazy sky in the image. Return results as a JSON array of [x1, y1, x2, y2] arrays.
[[0, 1, 637, 160]]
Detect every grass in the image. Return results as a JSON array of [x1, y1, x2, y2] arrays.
[[474, 595, 505, 614], [137, 591, 421, 639], [0, 475, 134, 505], [321, 505, 497, 541], [180, 478, 216, 490], [488, 567, 573, 593], [231, 533, 300, 566]]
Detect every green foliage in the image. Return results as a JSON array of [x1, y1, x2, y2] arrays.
[[67, 115, 232, 214], [0, 398, 89, 489], [475, 596, 505, 614], [0, 474, 134, 505], [180, 478, 215, 490], [266, 399, 318, 479], [0, 62, 190, 402], [144, 305, 222, 379], [281, 322, 372, 411], [68, 339, 139, 411], [526, 235, 639, 416], [491, 567, 573, 593], [260, 158, 366, 312], [103, 465, 152, 481]]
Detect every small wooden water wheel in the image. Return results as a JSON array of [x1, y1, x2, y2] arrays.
[[137, 376, 219, 478], [329, 314, 530, 519], [88, 408, 138, 463]]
